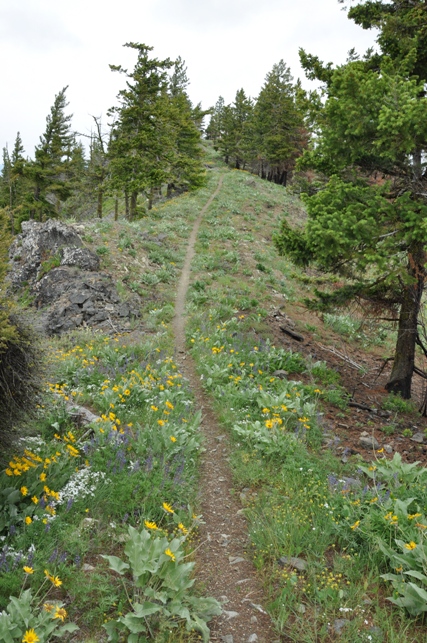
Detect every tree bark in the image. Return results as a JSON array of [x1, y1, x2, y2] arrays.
[[386, 242, 426, 398], [125, 190, 129, 220], [114, 195, 119, 221], [130, 191, 137, 219], [97, 188, 103, 219]]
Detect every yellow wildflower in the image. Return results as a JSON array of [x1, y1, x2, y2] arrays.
[[162, 502, 174, 514], [22, 629, 40, 643], [164, 548, 176, 562], [404, 541, 417, 550], [144, 520, 158, 530], [23, 566, 34, 574], [54, 607, 67, 622]]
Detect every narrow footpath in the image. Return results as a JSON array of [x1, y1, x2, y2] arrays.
[[173, 174, 277, 643]]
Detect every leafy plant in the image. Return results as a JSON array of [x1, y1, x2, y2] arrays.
[[38, 253, 61, 280], [382, 394, 416, 414], [102, 524, 221, 642], [0, 588, 78, 642]]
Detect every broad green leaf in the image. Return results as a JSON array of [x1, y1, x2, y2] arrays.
[[101, 555, 129, 575]]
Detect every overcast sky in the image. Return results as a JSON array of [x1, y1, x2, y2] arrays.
[[0, 0, 378, 157]]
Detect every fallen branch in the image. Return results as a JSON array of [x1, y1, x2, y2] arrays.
[[376, 356, 394, 379], [348, 401, 374, 411], [316, 344, 364, 371], [280, 326, 304, 342]]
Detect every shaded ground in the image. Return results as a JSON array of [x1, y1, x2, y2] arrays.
[[267, 308, 427, 467]]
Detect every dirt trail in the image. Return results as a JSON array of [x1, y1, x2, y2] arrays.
[[173, 174, 277, 643]]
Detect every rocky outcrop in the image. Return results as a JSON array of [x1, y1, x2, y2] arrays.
[[9, 220, 140, 335]]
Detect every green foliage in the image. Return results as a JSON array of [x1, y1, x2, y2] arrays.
[[382, 394, 416, 414], [27, 87, 78, 221], [102, 525, 221, 642], [108, 44, 205, 218], [209, 61, 308, 182], [38, 253, 61, 279], [0, 589, 78, 642], [275, 11, 427, 399]]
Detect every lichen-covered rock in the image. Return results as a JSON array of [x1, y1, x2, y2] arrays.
[[8, 220, 140, 335], [60, 247, 100, 271], [9, 219, 85, 287]]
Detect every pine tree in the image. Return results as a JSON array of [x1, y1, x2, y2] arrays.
[[0, 133, 29, 233], [28, 87, 75, 220], [108, 43, 174, 218], [275, 6, 427, 400], [166, 58, 206, 195], [217, 89, 253, 169], [87, 117, 109, 219], [205, 96, 225, 147], [251, 61, 307, 185]]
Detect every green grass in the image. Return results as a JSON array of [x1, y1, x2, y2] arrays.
[[3, 144, 427, 641]]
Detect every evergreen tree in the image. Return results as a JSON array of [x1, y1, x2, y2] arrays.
[[217, 89, 253, 169], [87, 117, 109, 219], [251, 61, 307, 185], [28, 87, 75, 220], [108, 43, 174, 218], [205, 96, 225, 146], [275, 6, 427, 400], [166, 58, 206, 195], [0, 134, 29, 233]]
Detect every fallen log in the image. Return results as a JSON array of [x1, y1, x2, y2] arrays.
[[280, 326, 304, 342]]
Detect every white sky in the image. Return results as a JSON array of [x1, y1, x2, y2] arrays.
[[0, 0, 377, 157]]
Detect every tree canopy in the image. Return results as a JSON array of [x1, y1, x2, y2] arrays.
[[274, 0, 427, 400]]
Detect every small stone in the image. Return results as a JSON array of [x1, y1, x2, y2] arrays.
[[411, 432, 425, 443], [82, 564, 95, 572], [223, 610, 239, 619], [229, 556, 245, 565], [221, 636, 234, 643], [384, 444, 393, 453], [220, 595, 229, 604], [236, 578, 251, 585], [250, 615, 258, 623], [247, 635, 258, 642], [272, 370, 288, 379], [249, 602, 267, 614], [360, 435, 380, 449], [69, 291, 90, 305], [297, 604, 306, 614], [278, 556, 307, 571], [333, 618, 349, 634]]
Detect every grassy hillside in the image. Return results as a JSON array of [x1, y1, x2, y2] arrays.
[[1, 146, 427, 642]]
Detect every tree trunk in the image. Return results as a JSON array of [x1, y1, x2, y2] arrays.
[[97, 188, 103, 219], [386, 242, 426, 398], [125, 190, 129, 220], [9, 185, 15, 235], [148, 187, 154, 211], [114, 195, 119, 221], [130, 191, 137, 219]]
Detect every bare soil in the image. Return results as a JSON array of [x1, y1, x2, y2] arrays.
[[268, 306, 427, 467], [173, 175, 278, 642]]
